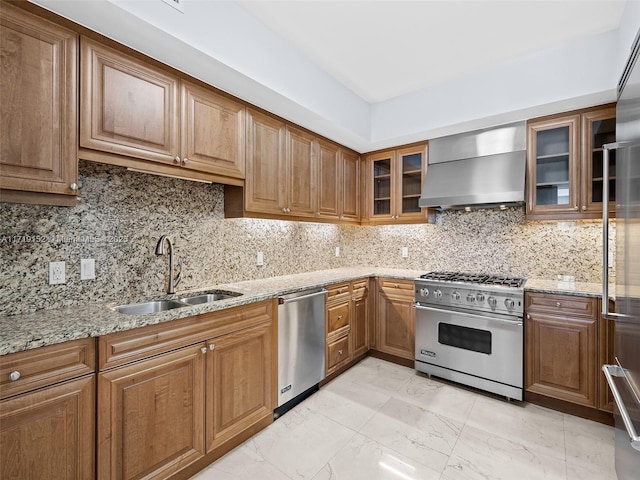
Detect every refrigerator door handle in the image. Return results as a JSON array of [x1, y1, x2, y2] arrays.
[[602, 364, 640, 452], [602, 141, 633, 320]]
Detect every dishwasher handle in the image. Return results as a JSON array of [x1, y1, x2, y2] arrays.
[[278, 289, 328, 305]]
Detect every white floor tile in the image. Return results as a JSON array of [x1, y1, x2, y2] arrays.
[[564, 414, 616, 480], [310, 433, 441, 480]]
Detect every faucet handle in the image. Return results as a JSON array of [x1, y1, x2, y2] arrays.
[[174, 257, 183, 288]]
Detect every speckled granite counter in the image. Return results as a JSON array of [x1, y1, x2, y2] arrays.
[[524, 278, 607, 298], [0, 268, 424, 356]]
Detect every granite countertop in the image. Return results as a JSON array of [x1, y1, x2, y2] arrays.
[[0, 268, 606, 356]]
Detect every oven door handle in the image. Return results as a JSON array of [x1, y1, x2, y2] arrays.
[[413, 303, 523, 327]]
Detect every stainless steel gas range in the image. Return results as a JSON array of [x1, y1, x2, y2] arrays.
[[414, 272, 526, 400]]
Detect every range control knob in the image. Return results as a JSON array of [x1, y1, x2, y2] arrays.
[[434, 289, 443, 299], [419, 288, 430, 297], [505, 298, 515, 310], [451, 291, 461, 301], [466, 293, 476, 304], [488, 296, 497, 308], [476, 293, 485, 303]]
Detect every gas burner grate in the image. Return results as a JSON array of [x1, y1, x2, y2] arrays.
[[419, 271, 525, 288]]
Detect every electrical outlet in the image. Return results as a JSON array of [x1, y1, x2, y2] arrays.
[[335, 246, 340, 257], [49, 261, 65, 285], [81, 258, 95, 280], [256, 251, 264, 266], [402, 247, 409, 258]]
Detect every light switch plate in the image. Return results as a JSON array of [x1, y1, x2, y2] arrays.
[[49, 261, 65, 285], [335, 246, 340, 257], [81, 258, 95, 280], [402, 247, 409, 258], [256, 251, 264, 266]]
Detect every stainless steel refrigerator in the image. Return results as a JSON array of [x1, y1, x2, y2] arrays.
[[602, 27, 640, 480]]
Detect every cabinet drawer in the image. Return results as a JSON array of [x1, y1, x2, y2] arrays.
[[352, 279, 368, 299], [327, 335, 350, 372], [99, 299, 274, 371], [525, 293, 598, 319], [327, 283, 351, 303], [380, 279, 414, 295], [1, 338, 95, 399], [327, 302, 350, 335]]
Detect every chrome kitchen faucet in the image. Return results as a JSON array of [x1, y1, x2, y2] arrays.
[[155, 235, 182, 294]]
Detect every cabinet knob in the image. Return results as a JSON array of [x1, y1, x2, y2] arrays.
[[556, 302, 561, 307], [338, 288, 343, 294], [9, 370, 20, 382], [209, 344, 215, 351], [183, 157, 189, 164], [282, 207, 287, 213], [337, 315, 343, 320], [69, 183, 78, 191], [582, 206, 586, 210], [395, 283, 399, 288], [174, 156, 181, 164], [338, 349, 343, 355], [200, 347, 207, 354], [526, 314, 530, 320], [573, 205, 579, 211]]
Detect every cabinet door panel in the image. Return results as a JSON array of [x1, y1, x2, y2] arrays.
[[286, 126, 316, 216], [0, 375, 94, 480], [352, 294, 369, 357], [245, 109, 286, 213], [181, 81, 245, 179], [327, 334, 351, 374], [341, 151, 360, 221], [525, 313, 596, 407], [327, 301, 350, 335], [98, 345, 205, 480], [206, 323, 273, 454], [317, 139, 340, 218], [81, 37, 179, 164], [378, 290, 415, 360], [0, 4, 77, 196]]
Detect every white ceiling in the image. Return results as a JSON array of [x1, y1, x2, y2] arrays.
[[237, 0, 626, 103]]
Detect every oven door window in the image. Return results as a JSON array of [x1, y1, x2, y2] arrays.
[[438, 322, 492, 355]]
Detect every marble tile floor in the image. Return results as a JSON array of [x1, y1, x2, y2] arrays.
[[191, 357, 616, 480]]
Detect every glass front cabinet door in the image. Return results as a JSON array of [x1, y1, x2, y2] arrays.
[[366, 143, 427, 223], [526, 104, 615, 220]]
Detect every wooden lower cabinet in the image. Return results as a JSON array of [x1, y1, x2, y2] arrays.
[[0, 375, 95, 480], [97, 299, 275, 480], [525, 292, 598, 408], [206, 323, 273, 454], [352, 283, 369, 358], [376, 279, 415, 360]]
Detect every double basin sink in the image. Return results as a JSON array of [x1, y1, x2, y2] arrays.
[[114, 290, 242, 315]]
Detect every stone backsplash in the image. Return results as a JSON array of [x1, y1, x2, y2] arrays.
[[0, 161, 613, 316]]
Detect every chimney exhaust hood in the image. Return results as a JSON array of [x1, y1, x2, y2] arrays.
[[419, 121, 527, 210]]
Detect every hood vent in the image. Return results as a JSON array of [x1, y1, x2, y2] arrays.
[[419, 121, 527, 210]]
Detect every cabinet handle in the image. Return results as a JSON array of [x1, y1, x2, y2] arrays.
[[174, 156, 181, 164], [395, 284, 399, 288], [582, 205, 586, 210], [556, 302, 561, 307], [209, 344, 215, 351], [69, 183, 78, 191], [182, 157, 189, 164], [526, 314, 530, 319], [337, 315, 343, 320], [200, 347, 207, 354], [573, 205, 579, 211], [9, 371, 20, 381], [338, 349, 343, 355], [338, 288, 343, 294]]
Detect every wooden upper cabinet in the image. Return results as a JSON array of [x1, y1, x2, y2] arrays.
[[317, 138, 341, 218], [0, 3, 78, 204], [364, 143, 427, 224], [341, 150, 361, 221], [244, 108, 287, 214], [526, 104, 616, 220], [286, 125, 317, 216], [180, 80, 245, 179], [80, 36, 245, 184], [80, 36, 180, 164]]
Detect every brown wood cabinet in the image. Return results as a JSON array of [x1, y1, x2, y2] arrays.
[[226, 108, 361, 223], [352, 279, 370, 358], [97, 300, 275, 480], [526, 104, 616, 220], [0, 338, 96, 479], [525, 292, 598, 407], [0, 2, 79, 206], [375, 279, 415, 360], [80, 36, 244, 185], [363, 143, 427, 224]]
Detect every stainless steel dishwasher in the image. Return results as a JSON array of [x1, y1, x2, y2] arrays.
[[275, 288, 327, 418]]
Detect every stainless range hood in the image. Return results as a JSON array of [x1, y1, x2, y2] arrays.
[[419, 121, 527, 210]]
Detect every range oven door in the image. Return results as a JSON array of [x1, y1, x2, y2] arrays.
[[414, 304, 523, 389]]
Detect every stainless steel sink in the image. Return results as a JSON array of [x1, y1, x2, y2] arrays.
[[114, 299, 187, 315], [179, 290, 242, 306]]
